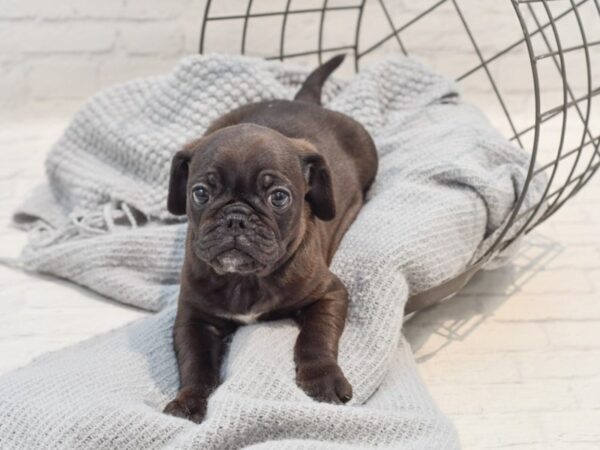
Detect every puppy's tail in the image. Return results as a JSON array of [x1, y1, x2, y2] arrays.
[[294, 54, 345, 105]]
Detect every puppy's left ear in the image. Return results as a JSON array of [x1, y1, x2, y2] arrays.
[[294, 140, 336, 221], [167, 149, 192, 215]]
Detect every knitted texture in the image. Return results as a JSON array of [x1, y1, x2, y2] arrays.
[[1, 54, 545, 449]]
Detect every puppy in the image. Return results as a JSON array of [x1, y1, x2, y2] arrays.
[[164, 55, 378, 423]]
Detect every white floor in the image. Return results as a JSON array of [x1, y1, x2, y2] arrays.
[[1, 116, 599, 449]]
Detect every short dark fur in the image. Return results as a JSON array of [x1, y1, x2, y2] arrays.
[[164, 55, 378, 422]]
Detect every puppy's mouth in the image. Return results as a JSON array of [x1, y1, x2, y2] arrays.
[[212, 247, 265, 275]]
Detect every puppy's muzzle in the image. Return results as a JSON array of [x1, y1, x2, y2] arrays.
[[194, 202, 281, 275]]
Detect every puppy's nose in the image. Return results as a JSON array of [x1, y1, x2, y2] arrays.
[[226, 213, 247, 231], [223, 204, 251, 234]]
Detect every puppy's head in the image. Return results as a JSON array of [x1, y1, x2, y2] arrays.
[[167, 123, 335, 276]]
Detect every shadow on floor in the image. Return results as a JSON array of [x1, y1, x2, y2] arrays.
[[403, 231, 563, 363]]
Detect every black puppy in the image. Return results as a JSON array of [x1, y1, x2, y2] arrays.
[[164, 55, 378, 423]]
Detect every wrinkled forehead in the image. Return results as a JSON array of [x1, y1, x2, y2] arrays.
[[188, 125, 303, 186]]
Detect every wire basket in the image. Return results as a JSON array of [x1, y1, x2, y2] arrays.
[[198, 0, 600, 312]]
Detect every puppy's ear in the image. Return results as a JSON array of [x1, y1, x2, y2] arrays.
[[167, 149, 191, 215], [294, 140, 336, 221]]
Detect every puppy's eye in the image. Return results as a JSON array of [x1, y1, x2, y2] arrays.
[[191, 184, 210, 205], [269, 189, 291, 209]]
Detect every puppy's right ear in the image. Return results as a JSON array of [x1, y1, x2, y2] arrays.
[[167, 149, 191, 215]]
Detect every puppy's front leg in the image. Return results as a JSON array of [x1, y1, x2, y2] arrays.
[[164, 305, 233, 423], [294, 274, 352, 404]]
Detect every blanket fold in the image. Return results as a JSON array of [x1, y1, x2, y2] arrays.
[[0, 54, 545, 449]]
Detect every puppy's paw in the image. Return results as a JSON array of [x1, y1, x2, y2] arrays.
[[296, 360, 353, 404], [163, 388, 208, 423]]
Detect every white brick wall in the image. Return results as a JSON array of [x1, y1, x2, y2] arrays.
[[1, 0, 596, 126], [0, 0, 203, 118]]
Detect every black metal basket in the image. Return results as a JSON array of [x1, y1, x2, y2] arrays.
[[198, 0, 600, 312]]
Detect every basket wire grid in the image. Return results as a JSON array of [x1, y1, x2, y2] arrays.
[[198, 0, 600, 312]]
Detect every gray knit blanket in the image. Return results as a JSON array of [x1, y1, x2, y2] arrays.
[[1, 54, 545, 449]]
